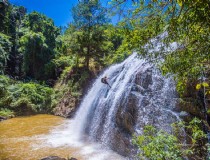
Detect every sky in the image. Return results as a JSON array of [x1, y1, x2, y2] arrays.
[[9, 0, 79, 26], [9, 0, 134, 27], [9, 0, 116, 27]]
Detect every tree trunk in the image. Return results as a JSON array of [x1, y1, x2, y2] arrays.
[[86, 46, 90, 70]]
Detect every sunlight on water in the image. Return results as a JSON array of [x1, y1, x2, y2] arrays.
[[0, 114, 125, 160]]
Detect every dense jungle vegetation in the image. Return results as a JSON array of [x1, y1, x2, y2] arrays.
[[0, 0, 209, 159]]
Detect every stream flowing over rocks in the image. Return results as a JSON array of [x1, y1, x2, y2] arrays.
[[54, 52, 181, 158]]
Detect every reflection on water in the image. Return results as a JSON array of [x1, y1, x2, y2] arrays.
[[0, 114, 125, 160]]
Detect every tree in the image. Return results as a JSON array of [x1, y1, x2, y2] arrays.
[[23, 11, 60, 49], [70, 0, 109, 69], [19, 12, 61, 80], [0, 3, 26, 76], [19, 31, 48, 79], [0, 33, 12, 74]]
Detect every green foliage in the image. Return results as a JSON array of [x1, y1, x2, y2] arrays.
[[0, 75, 54, 114], [0, 75, 13, 106], [19, 31, 47, 79], [18, 12, 61, 80], [0, 33, 12, 74], [60, 66, 89, 96], [9, 82, 54, 113], [0, 4, 26, 75], [53, 55, 77, 71], [110, 0, 210, 96], [0, 108, 14, 118], [188, 118, 207, 144], [103, 25, 125, 65], [133, 125, 183, 160], [23, 11, 60, 47], [133, 118, 207, 160], [196, 82, 209, 91]]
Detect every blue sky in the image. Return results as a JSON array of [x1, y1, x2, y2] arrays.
[[9, 0, 115, 27], [9, 0, 134, 26], [10, 0, 79, 26]]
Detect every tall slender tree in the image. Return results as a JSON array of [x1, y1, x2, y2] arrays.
[[71, 0, 109, 69]]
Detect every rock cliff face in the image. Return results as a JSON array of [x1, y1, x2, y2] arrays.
[[102, 67, 180, 157]]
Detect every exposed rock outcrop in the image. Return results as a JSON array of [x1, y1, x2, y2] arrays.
[[53, 92, 78, 118], [53, 67, 95, 118]]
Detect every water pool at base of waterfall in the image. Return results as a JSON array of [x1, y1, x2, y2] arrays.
[[0, 114, 126, 160]]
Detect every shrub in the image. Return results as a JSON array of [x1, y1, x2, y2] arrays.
[[133, 118, 207, 160], [0, 108, 14, 118], [8, 82, 54, 113], [0, 75, 54, 115]]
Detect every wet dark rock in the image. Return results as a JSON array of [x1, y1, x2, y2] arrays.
[[40, 156, 66, 160], [135, 69, 153, 89], [116, 94, 138, 134], [111, 128, 135, 157], [0, 116, 7, 121], [68, 158, 78, 160], [179, 111, 193, 122], [179, 99, 206, 119], [104, 67, 179, 157]]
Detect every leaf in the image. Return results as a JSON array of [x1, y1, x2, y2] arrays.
[[196, 84, 201, 90], [202, 82, 209, 87], [177, 0, 183, 7]]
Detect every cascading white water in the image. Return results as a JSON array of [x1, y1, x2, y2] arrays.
[[72, 53, 149, 140], [45, 38, 180, 159], [66, 50, 180, 157]]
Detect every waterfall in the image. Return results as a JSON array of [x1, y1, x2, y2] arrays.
[[45, 39, 181, 159], [72, 53, 147, 138], [69, 52, 179, 157]]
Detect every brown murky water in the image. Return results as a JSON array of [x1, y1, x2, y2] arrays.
[[0, 115, 83, 160], [0, 114, 125, 160]]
